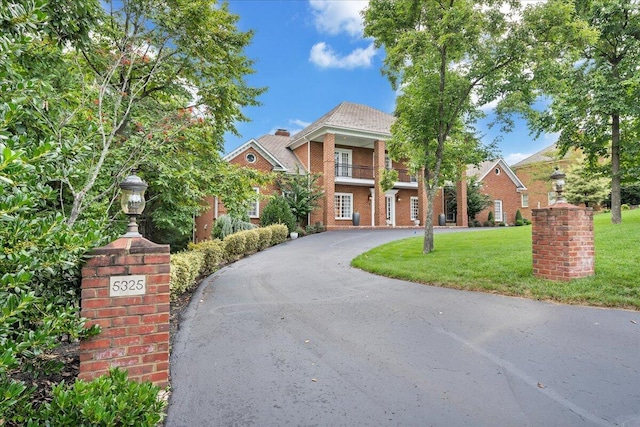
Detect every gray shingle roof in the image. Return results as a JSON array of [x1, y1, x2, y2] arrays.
[[511, 143, 566, 168], [289, 101, 394, 147], [255, 134, 303, 172]]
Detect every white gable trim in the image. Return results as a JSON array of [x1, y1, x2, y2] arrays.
[[223, 139, 287, 172]]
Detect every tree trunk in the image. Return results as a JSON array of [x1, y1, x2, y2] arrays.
[[423, 185, 435, 254], [611, 114, 621, 224]]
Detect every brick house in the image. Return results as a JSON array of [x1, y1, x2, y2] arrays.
[[195, 102, 469, 238], [511, 144, 578, 220], [467, 159, 527, 224]]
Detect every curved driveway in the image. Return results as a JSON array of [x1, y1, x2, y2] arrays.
[[166, 229, 640, 427]]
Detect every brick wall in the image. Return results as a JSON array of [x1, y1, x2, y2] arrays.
[[532, 203, 594, 281], [80, 237, 170, 387], [476, 164, 524, 224]]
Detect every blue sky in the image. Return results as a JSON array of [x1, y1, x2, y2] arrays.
[[224, 0, 557, 165]]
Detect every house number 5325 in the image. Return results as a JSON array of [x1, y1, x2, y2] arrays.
[[109, 275, 146, 297]]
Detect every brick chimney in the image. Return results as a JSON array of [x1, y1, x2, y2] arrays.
[[275, 129, 290, 137]]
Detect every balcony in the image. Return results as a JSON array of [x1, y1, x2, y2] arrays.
[[334, 164, 418, 188]]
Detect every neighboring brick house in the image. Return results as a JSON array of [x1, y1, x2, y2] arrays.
[[511, 144, 578, 220], [195, 102, 469, 236], [467, 159, 527, 225]]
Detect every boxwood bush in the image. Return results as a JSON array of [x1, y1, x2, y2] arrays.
[[188, 239, 226, 275], [241, 229, 260, 254], [224, 232, 246, 259], [256, 227, 273, 251], [169, 250, 205, 300], [268, 224, 289, 245]]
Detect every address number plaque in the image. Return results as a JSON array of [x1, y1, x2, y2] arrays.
[[109, 275, 146, 297]]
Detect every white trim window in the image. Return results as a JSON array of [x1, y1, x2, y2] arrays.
[[521, 193, 529, 208], [334, 149, 352, 177], [410, 196, 419, 221], [494, 200, 503, 222], [247, 187, 260, 218], [334, 193, 353, 219]]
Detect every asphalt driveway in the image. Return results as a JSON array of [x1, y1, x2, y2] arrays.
[[166, 229, 640, 427]]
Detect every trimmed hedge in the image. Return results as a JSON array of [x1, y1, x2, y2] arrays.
[[188, 239, 226, 275], [224, 232, 246, 259], [169, 224, 293, 302], [268, 224, 289, 245], [241, 229, 260, 254], [170, 250, 205, 300], [256, 227, 272, 251]]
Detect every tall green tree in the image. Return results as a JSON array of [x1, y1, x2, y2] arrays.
[[564, 159, 610, 208], [276, 168, 324, 227], [56, 0, 266, 233], [516, 0, 639, 224], [363, 0, 534, 253]]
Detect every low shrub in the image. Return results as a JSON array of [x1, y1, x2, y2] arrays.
[[294, 226, 306, 237], [523, 218, 531, 225], [224, 232, 246, 259], [256, 227, 273, 251], [515, 219, 524, 226], [37, 368, 166, 426], [622, 204, 630, 210], [498, 222, 506, 227], [305, 224, 316, 234], [268, 224, 288, 245], [241, 229, 260, 254], [483, 220, 494, 227], [170, 250, 205, 300], [188, 239, 226, 275]]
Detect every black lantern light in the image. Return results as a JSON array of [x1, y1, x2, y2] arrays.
[[550, 167, 566, 204], [119, 171, 148, 236]]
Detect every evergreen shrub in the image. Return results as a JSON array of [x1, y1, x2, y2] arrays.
[[256, 227, 273, 251], [37, 368, 166, 426], [268, 224, 288, 245], [241, 229, 260, 254], [169, 250, 205, 300], [260, 196, 296, 232], [188, 239, 226, 275], [224, 232, 246, 259]]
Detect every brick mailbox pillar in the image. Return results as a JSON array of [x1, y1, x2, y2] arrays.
[[532, 202, 594, 281], [79, 236, 170, 387]]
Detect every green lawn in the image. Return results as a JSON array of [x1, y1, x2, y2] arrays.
[[352, 209, 640, 310]]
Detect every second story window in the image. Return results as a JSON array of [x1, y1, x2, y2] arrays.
[[335, 149, 352, 177]]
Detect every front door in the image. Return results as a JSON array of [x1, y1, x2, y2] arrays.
[[386, 194, 395, 226]]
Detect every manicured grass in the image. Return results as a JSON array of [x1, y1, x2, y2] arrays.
[[352, 209, 640, 310]]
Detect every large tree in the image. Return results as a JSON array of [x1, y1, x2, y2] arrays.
[[516, 0, 640, 224], [363, 0, 541, 253], [56, 0, 265, 233]]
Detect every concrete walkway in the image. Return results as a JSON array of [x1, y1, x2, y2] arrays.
[[166, 229, 640, 427]]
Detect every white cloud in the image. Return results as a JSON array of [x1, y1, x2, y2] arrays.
[[309, 41, 377, 69], [505, 152, 532, 165], [309, 0, 368, 37], [290, 119, 311, 128]]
